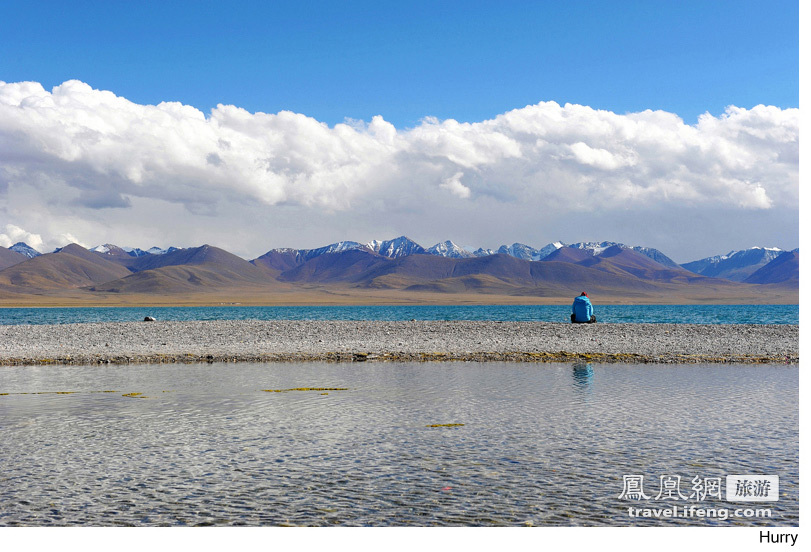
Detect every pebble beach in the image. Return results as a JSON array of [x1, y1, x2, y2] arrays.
[[0, 319, 798, 365]]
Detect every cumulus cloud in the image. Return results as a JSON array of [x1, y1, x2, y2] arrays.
[[0, 224, 86, 252], [440, 172, 471, 199], [0, 80, 799, 257], [0, 224, 44, 250]]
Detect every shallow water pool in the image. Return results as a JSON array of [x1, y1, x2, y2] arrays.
[[0, 361, 798, 526]]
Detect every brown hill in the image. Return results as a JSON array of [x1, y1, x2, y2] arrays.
[[279, 250, 672, 296], [0, 241, 797, 305], [251, 249, 306, 275], [542, 247, 594, 263], [0, 244, 133, 290], [575, 245, 711, 283], [0, 246, 28, 271], [89, 244, 143, 269], [129, 245, 236, 271], [528, 258, 665, 293], [88, 265, 272, 294], [277, 249, 391, 283], [271, 247, 771, 301], [88, 245, 275, 293], [359, 254, 462, 285]]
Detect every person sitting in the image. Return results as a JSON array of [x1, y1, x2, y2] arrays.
[[571, 292, 597, 323]]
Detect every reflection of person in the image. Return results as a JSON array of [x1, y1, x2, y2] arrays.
[[571, 292, 597, 323], [572, 362, 594, 388]]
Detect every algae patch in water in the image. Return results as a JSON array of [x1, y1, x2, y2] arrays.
[[0, 390, 77, 395], [426, 423, 465, 428], [122, 392, 145, 398], [262, 387, 349, 393]]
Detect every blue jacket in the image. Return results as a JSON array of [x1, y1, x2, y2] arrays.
[[572, 295, 593, 322]]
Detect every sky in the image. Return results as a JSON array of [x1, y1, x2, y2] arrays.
[[0, 0, 800, 263]]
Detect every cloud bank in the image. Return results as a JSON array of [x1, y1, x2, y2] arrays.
[[0, 80, 799, 258], [0, 224, 83, 251]]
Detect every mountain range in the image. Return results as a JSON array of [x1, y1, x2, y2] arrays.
[[0, 237, 798, 305]]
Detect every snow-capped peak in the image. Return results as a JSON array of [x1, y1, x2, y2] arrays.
[[536, 242, 565, 260], [299, 241, 364, 262], [120, 246, 152, 257], [9, 242, 41, 258], [90, 244, 182, 257], [692, 247, 786, 266], [427, 240, 475, 258], [146, 246, 180, 255], [497, 243, 541, 261], [568, 241, 620, 255], [365, 236, 426, 258]]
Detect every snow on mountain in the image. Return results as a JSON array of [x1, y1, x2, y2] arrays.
[[558, 241, 678, 267], [536, 242, 565, 260], [744, 250, 799, 285], [683, 247, 785, 268], [121, 246, 153, 257], [89, 244, 136, 257], [300, 241, 365, 262], [495, 242, 568, 261], [497, 243, 541, 261], [77, 237, 684, 270], [259, 241, 367, 266], [680, 247, 788, 281], [567, 241, 617, 255], [10, 241, 41, 258], [146, 246, 181, 256], [90, 244, 182, 257], [364, 238, 675, 266], [426, 240, 476, 258], [365, 236, 426, 258], [21, 235, 794, 286]]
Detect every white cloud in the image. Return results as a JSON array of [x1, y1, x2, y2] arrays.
[[53, 232, 86, 248], [0, 224, 44, 250], [568, 141, 635, 170], [0, 224, 87, 253], [0, 80, 799, 258], [440, 172, 471, 199]]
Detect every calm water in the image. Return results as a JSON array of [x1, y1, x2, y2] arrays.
[[0, 304, 799, 325], [0, 361, 798, 526]]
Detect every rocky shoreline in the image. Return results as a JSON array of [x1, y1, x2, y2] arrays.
[[0, 320, 798, 365]]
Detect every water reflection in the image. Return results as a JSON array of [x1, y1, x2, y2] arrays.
[[0, 361, 798, 527], [572, 362, 594, 391]]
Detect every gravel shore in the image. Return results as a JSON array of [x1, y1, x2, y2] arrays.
[[0, 320, 798, 365]]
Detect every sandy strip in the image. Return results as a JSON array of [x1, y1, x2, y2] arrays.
[[0, 320, 798, 365]]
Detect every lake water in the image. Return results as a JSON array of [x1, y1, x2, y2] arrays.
[[0, 361, 798, 526], [0, 304, 799, 325]]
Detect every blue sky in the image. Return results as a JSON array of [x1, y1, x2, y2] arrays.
[[2, 0, 798, 128], [0, 1, 801, 261]]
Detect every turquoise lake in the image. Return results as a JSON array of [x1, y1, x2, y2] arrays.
[[0, 304, 799, 325]]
